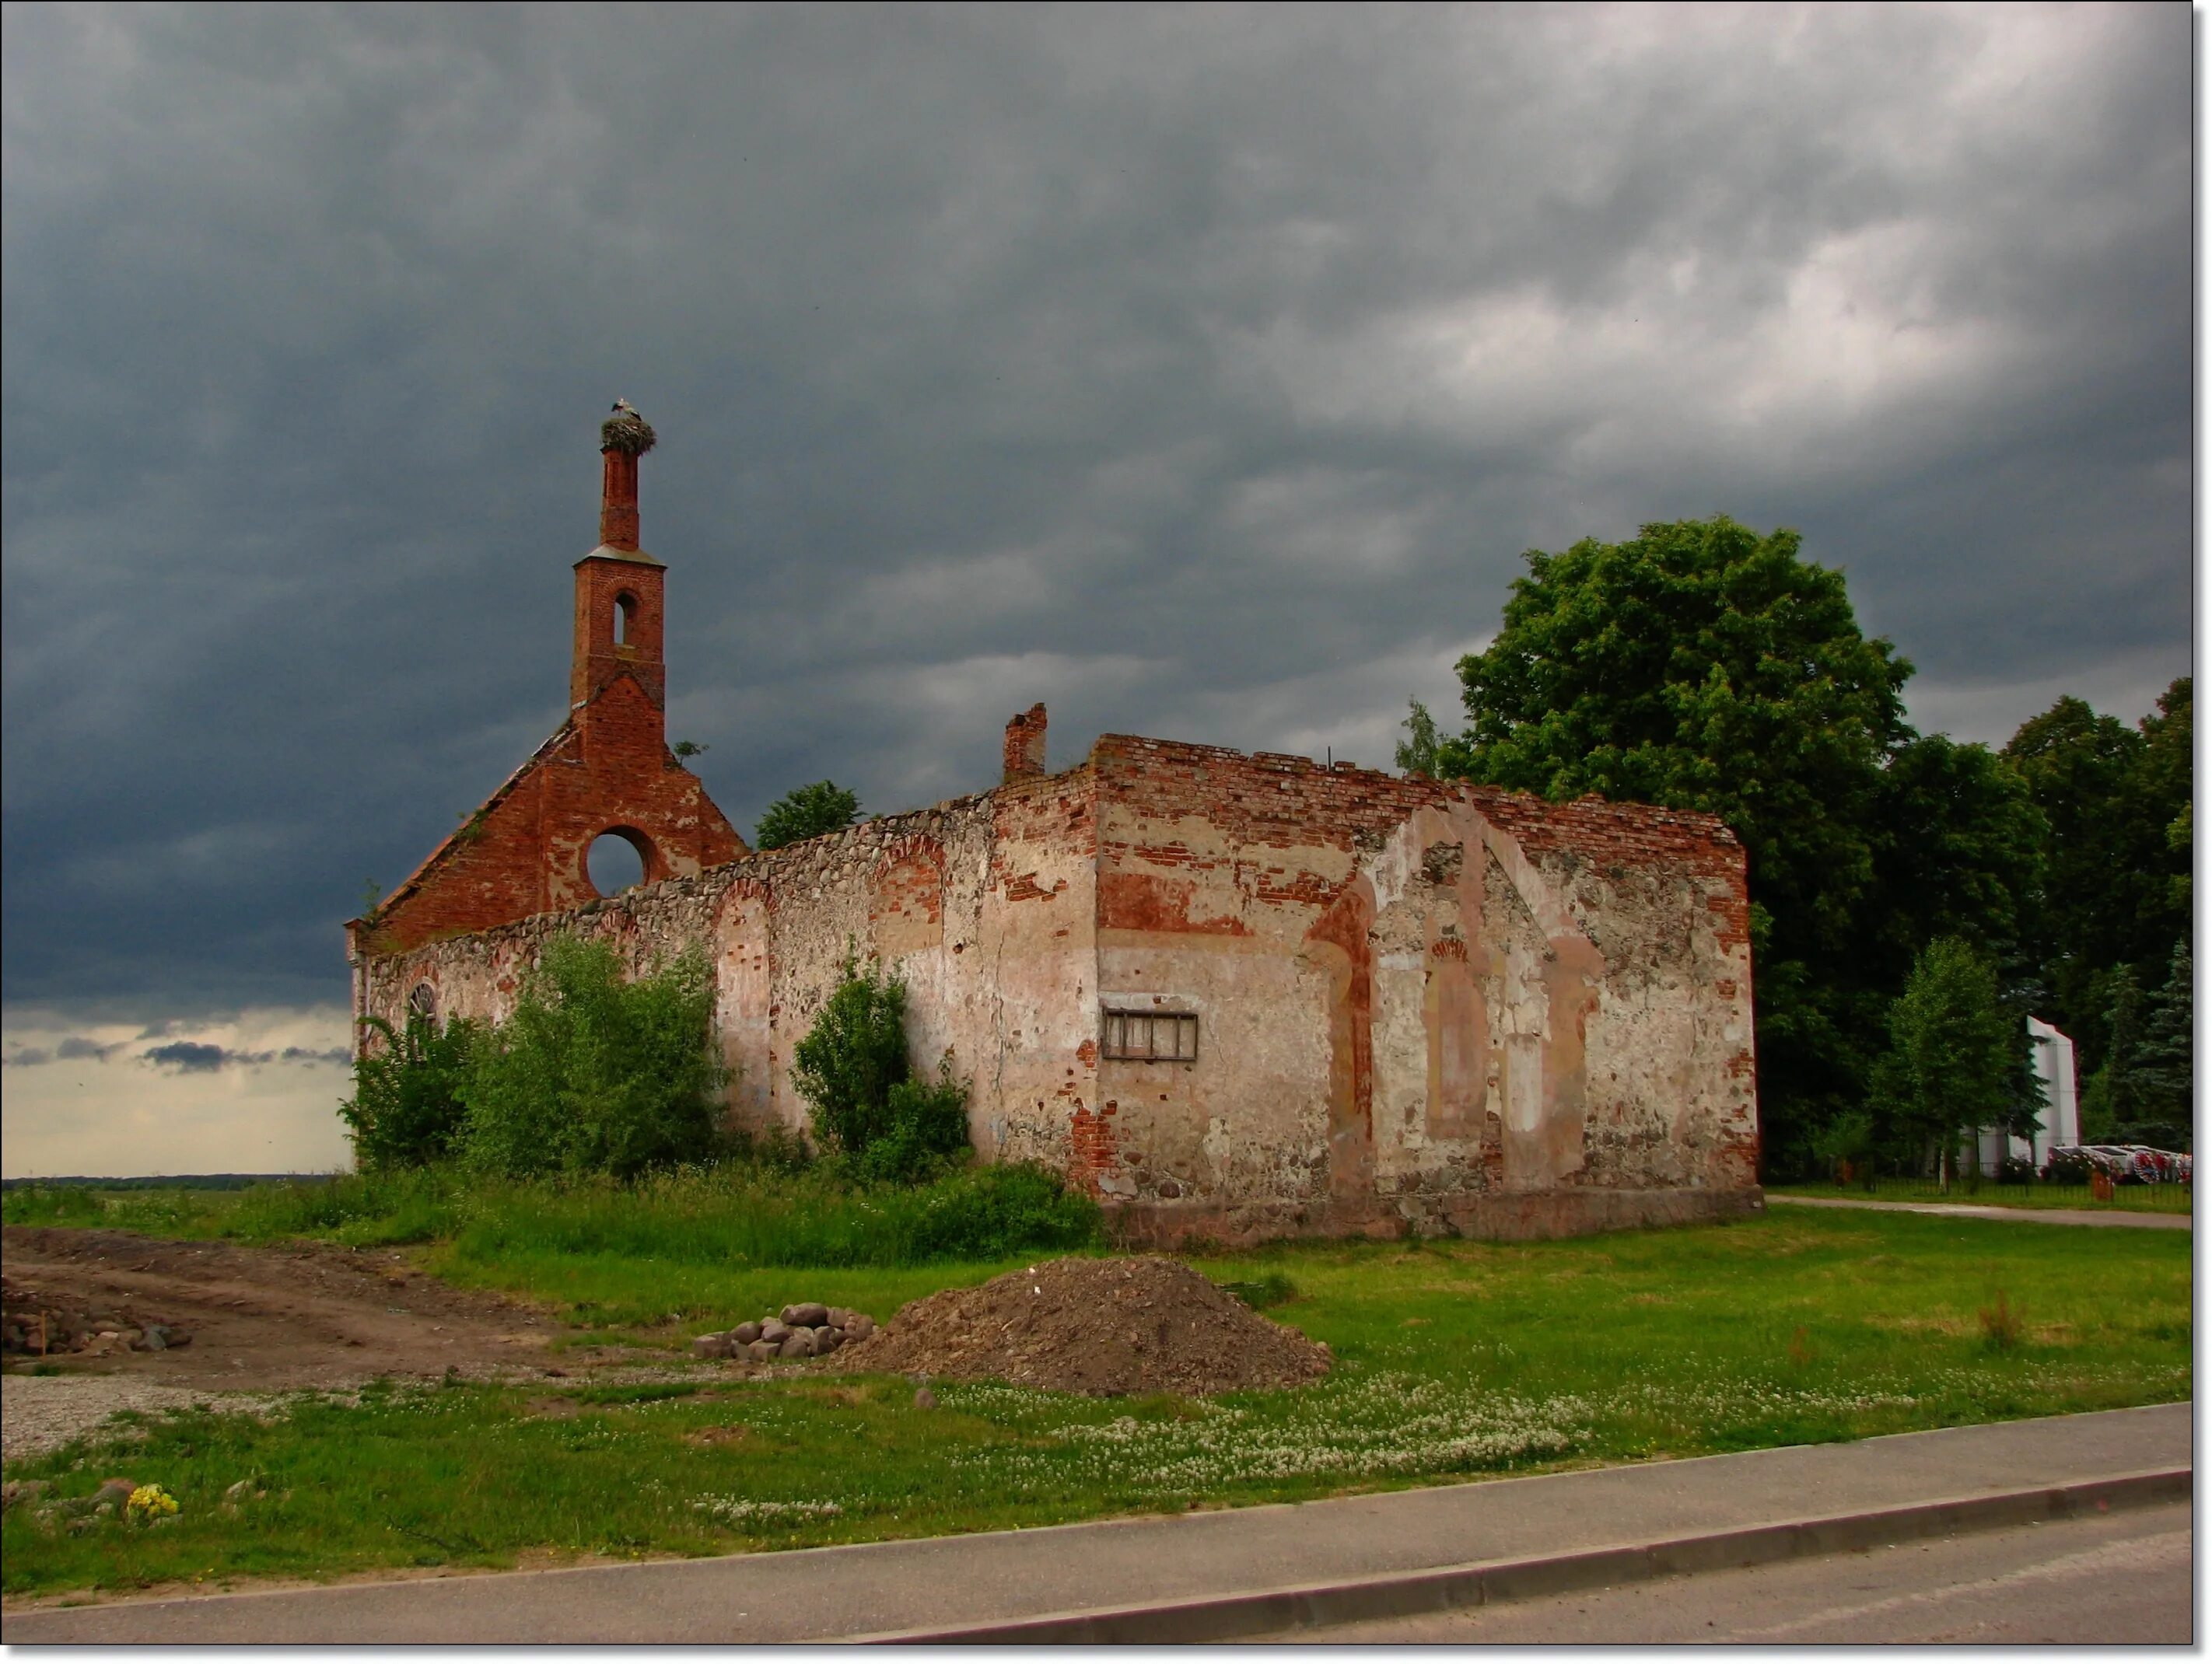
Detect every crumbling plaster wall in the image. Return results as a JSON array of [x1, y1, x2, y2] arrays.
[[356, 770, 1100, 1168], [356, 733, 1755, 1246], [1085, 736, 1757, 1243]]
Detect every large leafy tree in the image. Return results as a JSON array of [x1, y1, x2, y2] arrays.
[[1863, 735, 2046, 984], [2001, 679, 2191, 1057], [1433, 516, 1913, 1166], [754, 780, 863, 851]]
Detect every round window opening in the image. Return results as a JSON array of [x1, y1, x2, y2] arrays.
[[587, 830, 649, 897]]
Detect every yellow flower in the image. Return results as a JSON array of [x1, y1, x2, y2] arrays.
[[125, 1484, 180, 1522]]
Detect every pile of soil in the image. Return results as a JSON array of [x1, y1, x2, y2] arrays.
[[837, 1255, 1331, 1396]]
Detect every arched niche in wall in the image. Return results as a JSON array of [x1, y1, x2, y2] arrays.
[[870, 835, 947, 958], [714, 880, 776, 1132]]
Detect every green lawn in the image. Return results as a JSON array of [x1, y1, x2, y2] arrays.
[[2, 1205, 2189, 1602]]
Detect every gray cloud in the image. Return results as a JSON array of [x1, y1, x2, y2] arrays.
[[142, 1041, 231, 1073], [56, 1036, 125, 1062], [4, 1036, 126, 1068], [1, 5, 2190, 1023], [138, 1040, 348, 1073]]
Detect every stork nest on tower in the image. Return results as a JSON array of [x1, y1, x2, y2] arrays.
[[600, 411, 657, 455]]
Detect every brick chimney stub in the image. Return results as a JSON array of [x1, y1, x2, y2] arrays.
[[1003, 704, 1048, 783]]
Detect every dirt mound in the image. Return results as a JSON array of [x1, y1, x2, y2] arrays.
[[836, 1255, 1330, 1396]]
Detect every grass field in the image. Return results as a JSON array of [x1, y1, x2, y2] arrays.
[[0, 1162, 1104, 1273], [1, 1202, 2190, 1601]]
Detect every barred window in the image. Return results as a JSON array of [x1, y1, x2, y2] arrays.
[[1101, 1009, 1198, 1062], [408, 983, 438, 1023]]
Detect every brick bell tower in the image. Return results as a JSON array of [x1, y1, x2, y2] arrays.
[[348, 404, 747, 960], [572, 408, 669, 718]]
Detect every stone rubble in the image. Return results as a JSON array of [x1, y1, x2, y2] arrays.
[[2, 1278, 194, 1358], [691, 1303, 877, 1364]]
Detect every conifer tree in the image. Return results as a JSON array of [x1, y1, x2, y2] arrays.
[[2135, 938, 2193, 1131]]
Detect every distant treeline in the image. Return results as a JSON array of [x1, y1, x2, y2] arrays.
[[0, 1173, 338, 1193]]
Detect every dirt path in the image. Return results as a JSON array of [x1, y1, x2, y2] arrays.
[[2, 1225, 603, 1392], [1763, 1196, 2192, 1229]]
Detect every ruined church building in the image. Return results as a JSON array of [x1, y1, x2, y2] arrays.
[[349, 415, 1761, 1243]]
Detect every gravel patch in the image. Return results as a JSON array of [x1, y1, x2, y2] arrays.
[[2, 1374, 271, 1463]]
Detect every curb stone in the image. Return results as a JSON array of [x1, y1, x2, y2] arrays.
[[856, 1467, 2191, 1645]]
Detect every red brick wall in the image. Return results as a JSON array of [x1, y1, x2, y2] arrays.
[[1090, 736, 1745, 891], [1003, 703, 1048, 781], [353, 548, 740, 957], [356, 687, 744, 956], [572, 555, 667, 711]]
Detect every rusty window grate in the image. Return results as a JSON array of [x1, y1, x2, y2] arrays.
[[1101, 1009, 1198, 1062], [408, 983, 438, 1023]]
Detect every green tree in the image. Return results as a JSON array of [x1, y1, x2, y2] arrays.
[[754, 781, 862, 851], [459, 935, 725, 1179], [1395, 700, 1443, 777], [2092, 938, 2196, 1153], [339, 1009, 478, 1171], [2076, 965, 2145, 1143], [789, 951, 911, 1157], [2136, 939, 2193, 1131], [1863, 736, 2046, 984], [790, 949, 972, 1180], [2002, 679, 2190, 1055], [1869, 938, 2017, 1188], [1438, 516, 1913, 1166]]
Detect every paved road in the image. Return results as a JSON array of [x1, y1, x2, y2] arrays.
[[3, 1402, 2186, 1645], [1293, 1498, 2193, 1645], [1767, 1194, 2192, 1229]]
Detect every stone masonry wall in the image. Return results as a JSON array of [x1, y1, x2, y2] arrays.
[[356, 735, 1756, 1247], [358, 768, 1100, 1169]]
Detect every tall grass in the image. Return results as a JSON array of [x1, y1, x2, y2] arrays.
[[447, 1162, 1101, 1267], [1, 1161, 1101, 1268]]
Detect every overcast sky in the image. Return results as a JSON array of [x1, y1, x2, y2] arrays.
[[1, 3, 2193, 1174]]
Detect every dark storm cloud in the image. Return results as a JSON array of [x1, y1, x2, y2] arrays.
[[135, 1038, 345, 1072], [141, 1041, 229, 1073], [1, 4, 2191, 1018]]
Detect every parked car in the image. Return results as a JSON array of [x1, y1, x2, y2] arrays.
[[2043, 1145, 2192, 1185]]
